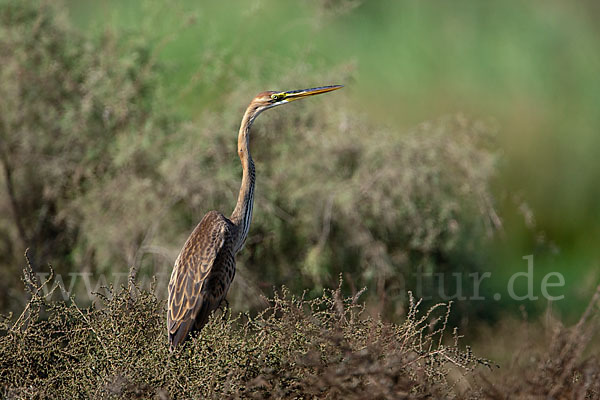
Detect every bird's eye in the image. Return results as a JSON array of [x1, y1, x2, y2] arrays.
[[271, 94, 280, 101]]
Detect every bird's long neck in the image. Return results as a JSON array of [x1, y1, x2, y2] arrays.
[[230, 105, 259, 253]]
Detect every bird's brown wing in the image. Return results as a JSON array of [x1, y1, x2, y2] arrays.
[[167, 210, 232, 349]]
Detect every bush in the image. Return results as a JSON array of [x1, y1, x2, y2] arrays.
[[3, 264, 600, 398], [479, 287, 600, 399], [0, 263, 493, 399], [0, 0, 175, 311], [0, 0, 500, 320]]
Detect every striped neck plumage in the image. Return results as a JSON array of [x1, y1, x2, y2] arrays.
[[230, 104, 260, 253]]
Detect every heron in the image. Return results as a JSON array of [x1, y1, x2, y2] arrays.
[[167, 85, 343, 350]]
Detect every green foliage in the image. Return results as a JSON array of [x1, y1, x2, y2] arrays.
[[237, 108, 499, 311], [0, 0, 175, 309], [63, 0, 600, 317], [0, 0, 501, 319]]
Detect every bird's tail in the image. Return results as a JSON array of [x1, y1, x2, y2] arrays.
[[168, 300, 213, 352]]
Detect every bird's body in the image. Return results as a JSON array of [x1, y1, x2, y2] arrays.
[[167, 85, 342, 350]]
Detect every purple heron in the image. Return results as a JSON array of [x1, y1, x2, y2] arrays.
[[167, 85, 343, 350]]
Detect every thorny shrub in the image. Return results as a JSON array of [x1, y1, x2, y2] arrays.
[[3, 263, 600, 399], [2, 264, 600, 398], [1, 263, 493, 399], [480, 287, 600, 399]]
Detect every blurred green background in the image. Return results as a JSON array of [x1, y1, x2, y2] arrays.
[[1, 0, 599, 327]]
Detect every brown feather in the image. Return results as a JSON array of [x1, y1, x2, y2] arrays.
[[167, 211, 235, 350]]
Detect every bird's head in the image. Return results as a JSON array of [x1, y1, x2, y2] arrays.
[[250, 85, 343, 113]]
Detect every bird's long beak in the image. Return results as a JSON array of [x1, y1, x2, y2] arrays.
[[280, 85, 343, 102]]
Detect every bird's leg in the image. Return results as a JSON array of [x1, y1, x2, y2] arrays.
[[218, 298, 229, 310], [218, 298, 229, 320]]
